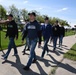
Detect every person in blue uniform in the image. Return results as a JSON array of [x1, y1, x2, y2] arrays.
[[41, 17, 52, 58]]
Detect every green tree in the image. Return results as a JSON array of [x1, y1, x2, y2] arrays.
[[20, 9, 28, 20], [0, 5, 6, 20], [8, 5, 19, 21], [36, 15, 44, 23]]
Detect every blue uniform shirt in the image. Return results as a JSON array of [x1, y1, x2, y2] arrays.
[[41, 24, 52, 39]]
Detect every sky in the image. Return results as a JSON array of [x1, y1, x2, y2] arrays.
[[0, 0, 76, 27]]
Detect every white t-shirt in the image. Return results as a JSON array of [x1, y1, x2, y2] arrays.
[[45, 24, 47, 28]]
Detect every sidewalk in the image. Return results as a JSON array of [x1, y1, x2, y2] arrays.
[[55, 59, 76, 75], [0, 35, 76, 75]]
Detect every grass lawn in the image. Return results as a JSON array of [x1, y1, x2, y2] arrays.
[[64, 43, 76, 61], [65, 30, 75, 36], [0, 31, 24, 50], [0, 30, 75, 50]]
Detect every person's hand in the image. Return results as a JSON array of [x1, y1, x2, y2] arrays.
[[0, 20, 9, 24]]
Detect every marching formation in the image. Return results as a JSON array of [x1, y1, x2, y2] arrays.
[[0, 12, 65, 71]]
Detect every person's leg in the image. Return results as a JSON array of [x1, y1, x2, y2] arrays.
[[22, 37, 30, 54], [44, 38, 49, 53], [41, 39, 46, 58], [32, 51, 37, 63], [4, 38, 13, 59], [41, 39, 49, 57], [38, 36, 42, 48], [53, 37, 58, 51], [26, 38, 30, 50], [61, 35, 63, 46], [25, 38, 28, 50], [59, 36, 61, 47], [22, 44, 26, 53], [50, 37, 53, 43], [46, 39, 49, 53], [55, 37, 58, 50], [53, 37, 55, 51], [12, 38, 18, 55], [26, 38, 37, 67], [22, 38, 27, 54], [39, 36, 41, 45]]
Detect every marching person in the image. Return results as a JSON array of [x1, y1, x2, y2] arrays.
[[22, 12, 40, 70], [59, 23, 65, 47], [1, 14, 18, 60], [52, 20, 60, 52], [22, 19, 30, 55], [41, 17, 52, 58], [38, 22, 42, 48]]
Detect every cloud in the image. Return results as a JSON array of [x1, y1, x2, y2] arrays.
[[36, 7, 43, 10], [38, 7, 43, 10], [32, 7, 43, 11], [23, 0, 28, 4], [57, 7, 68, 12]]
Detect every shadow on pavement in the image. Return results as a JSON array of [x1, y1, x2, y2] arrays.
[[57, 50, 65, 55], [36, 61, 47, 75], [47, 44, 53, 48], [47, 54, 59, 65], [48, 50, 60, 56], [56, 47, 63, 50], [61, 46, 70, 50], [47, 54, 76, 74], [57, 44, 68, 47], [37, 56, 54, 67], [48, 44, 63, 50], [58, 63, 76, 74], [48, 44, 69, 50], [39, 46, 43, 49], [0, 50, 5, 55], [2, 55, 40, 75], [70, 48, 76, 51]]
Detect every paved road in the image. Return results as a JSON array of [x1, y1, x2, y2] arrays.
[[0, 35, 76, 75]]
